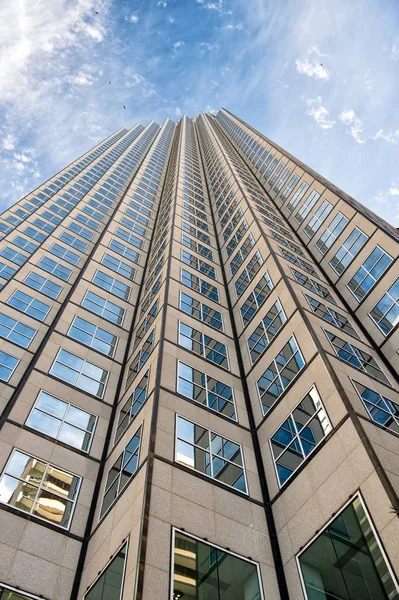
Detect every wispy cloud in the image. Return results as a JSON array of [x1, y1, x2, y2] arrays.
[[224, 23, 244, 30], [304, 96, 335, 129], [296, 47, 331, 80], [128, 15, 139, 24], [372, 128, 399, 144], [339, 109, 365, 144]]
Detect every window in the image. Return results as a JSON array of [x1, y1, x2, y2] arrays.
[[100, 427, 141, 518], [229, 235, 255, 275], [369, 278, 399, 336], [304, 294, 359, 339], [24, 225, 47, 244], [114, 227, 143, 249], [347, 246, 393, 302], [24, 271, 62, 299], [298, 496, 399, 600], [82, 291, 125, 325], [270, 386, 332, 486], [315, 212, 349, 255], [101, 253, 135, 281], [7, 290, 50, 322], [68, 316, 118, 357], [68, 221, 94, 241], [49, 243, 80, 266], [179, 292, 223, 331], [177, 361, 236, 420], [0, 313, 36, 348], [0, 262, 17, 281], [248, 300, 287, 363], [235, 252, 263, 296], [353, 380, 399, 435], [0, 583, 40, 599], [59, 231, 87, 253], [292, 269, 337, 305], [182, 234, 213, 261], [109, 239, 140, 264], [329, 227, 368, 275], [172, 530, 262, 600], [116, 371, 149, 441], [0, 246, 27, 266], [0, 449, 80, 528], [181, 250, 216, 280], [280, 247, 317, 276], [325, 330, 390, 385], [257, 336, 305, 415], [295, 190, 320, 224], [287, 181, 309, 212], [134, 302, 158, 345], [240, 272, 274, 325], [84, 542, 127, 600], [92, 270, 130, 300], [176, 416, 247, 492], [179, 322, 229, 369], [37, 256, 72, 281], [0, 350, 20, 382], [180, 269, 219, 302], [26, 390, 96, 452], [50, 349, 109, 398], [125, 330, 154, 389], [12, 235, 38, 254], [303, 200, 332, 238]]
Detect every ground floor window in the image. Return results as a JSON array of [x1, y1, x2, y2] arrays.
[[298, 495, 399, 599]]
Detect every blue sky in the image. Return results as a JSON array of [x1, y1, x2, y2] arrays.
[[1, 0, 399, 225]]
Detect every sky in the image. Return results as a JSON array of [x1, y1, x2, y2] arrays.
[[1, 0, 399, 225]]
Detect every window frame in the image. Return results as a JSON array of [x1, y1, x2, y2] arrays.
[[178, 320, 230, 370], [369, 278, 399, 337], [84, 539, 128, 600], [49, 348, 109, 399]]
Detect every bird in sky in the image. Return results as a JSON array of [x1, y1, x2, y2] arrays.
[[320, 63, 323, 67], [109, 81, 111, 84], [123, 105, 126, 109], [95, 10, 99, 14]]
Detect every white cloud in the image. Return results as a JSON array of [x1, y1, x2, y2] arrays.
[[199, 42, 220, 51], [175, 107, 182, 117], [125, 73, 145, 87], [157, 1, 167, 7], [2, 134, 16, 151], [168, 16, 175, 23], [128, 14, 139, 23], [173, 41, 184, 51], [224, 23, 244, 30], [68, 72, 95, 86], [304, 96, 335, 129], [339, 109, 365, 144], [372, 128, 399, 144], [383, 41, 399, 61], [296, 58, 330, 80]]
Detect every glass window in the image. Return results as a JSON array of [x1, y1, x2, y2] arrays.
[[50, 349, 109, 398], [114, 227, 143, 249], [49, 243, 81, 266], [68, 316, 118, 357], [286, 181, 309, 212], [125, 330, 154, 389], [295, 190, 320, 225], [176, 416, 247, 492], [257, 336, 305, 415], [0, 262, 17, 281], [181, 250, 216, 280], [26, 390, 96, 452], [248, 300, 287, 363], [315, 212, 349, 255], [84, 543, 127, 600], [59, 232, 87, 253], [0, 313, 36, 348], [7, 290, 50, 322], [280, 247, 317, 276], [325, 330, 390, 385], [24, 271, 62, 299], [81, 291, 125, 326], [12, 235, 38, 254], [37, 256, 72, 282], [92, 270, 130, 301], [172, 530, 262, 600], [303, 200, 332, 239], [0, 350, 20, 382], [292, 269, 337, 305], [353, 380, 399, 435], [304, 294, 360, 339], [369, 278, 399, 336], [347, 246, 393, 302], [0, 583, 39, 599], [68, 221, 94, 241], [179, 292, 223, 331], [298, 496, 399, 600], [229, 234, 255, 276], [0, 449, 80, 528], [101, 253, 135, 281], [179, 322, 229, 369], [116, 371, 149, 442], [329, 227, 368, 275], [271, 386, 332, 486], [0, 246, 27, 266], [109, 239, 140, 264], [180, 268, 219, 303], [235, 252, 263, 296], [177, 361, 236, 420], [181, 234, 213, 261], [100, 427, 141, 518], [238, 272, 273, 326]]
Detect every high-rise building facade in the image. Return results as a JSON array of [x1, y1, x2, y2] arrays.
[[0, 109, 398, 600]]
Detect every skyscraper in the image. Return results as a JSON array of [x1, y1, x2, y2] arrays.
[[0, 109, 398, 600]]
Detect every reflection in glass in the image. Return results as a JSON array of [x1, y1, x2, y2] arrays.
[[85, 543, 127, 600], [0, 449, 80, 528], [299, 497, 399, 599], [173, 531, 262, 600]]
